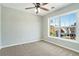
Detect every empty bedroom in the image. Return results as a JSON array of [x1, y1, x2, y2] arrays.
[[0, 3, 79, 56]]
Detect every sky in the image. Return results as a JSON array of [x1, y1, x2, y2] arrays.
[[50, 13, 76, 27]]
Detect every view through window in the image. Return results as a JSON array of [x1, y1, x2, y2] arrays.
[[50, 17, 59, 37], [49, 13, 76, 40]]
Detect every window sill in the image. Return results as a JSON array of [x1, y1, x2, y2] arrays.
[[48, 36, 79, 44]]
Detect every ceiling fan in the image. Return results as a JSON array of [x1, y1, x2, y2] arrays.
[[25, 3, 49, 14]]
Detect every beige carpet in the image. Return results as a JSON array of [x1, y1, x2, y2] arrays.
[[0, 41, 79, 56]]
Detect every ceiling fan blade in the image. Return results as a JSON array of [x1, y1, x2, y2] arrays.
[[33, 3, 36, 6], [42, 3, 48, 6], [25, 7, 35, 9], [40, 7, 49, 11]]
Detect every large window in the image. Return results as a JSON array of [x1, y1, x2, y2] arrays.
[[49, 12, 77, 40]]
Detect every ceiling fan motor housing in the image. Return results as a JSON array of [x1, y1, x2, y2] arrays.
[[35, 3, 40, 8]]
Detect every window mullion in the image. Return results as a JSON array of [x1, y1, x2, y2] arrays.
[[58, 16, 61, 38]]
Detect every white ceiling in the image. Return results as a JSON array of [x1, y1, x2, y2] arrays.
[[1, 3, 71, 16]]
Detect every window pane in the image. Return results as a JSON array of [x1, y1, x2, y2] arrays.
[[49, 17, 59, 37], [60, 13, 76, 40]]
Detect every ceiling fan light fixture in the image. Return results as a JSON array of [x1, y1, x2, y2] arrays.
[[35, 8, 38, 13], [35, 8, 40, 14], [38, 8, 40, 12]]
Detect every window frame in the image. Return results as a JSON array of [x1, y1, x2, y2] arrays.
[[48, 9, 79, 40]]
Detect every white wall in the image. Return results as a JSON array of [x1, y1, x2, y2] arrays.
[[1, 6, 42, 47], [42, 3, 79, 53], [76, 11, 79, 41], [0, 5, 1, 49]]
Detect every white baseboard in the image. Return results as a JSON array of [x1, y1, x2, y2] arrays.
[[1, 39, 40, 49], [43, 39, 79, 53]]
